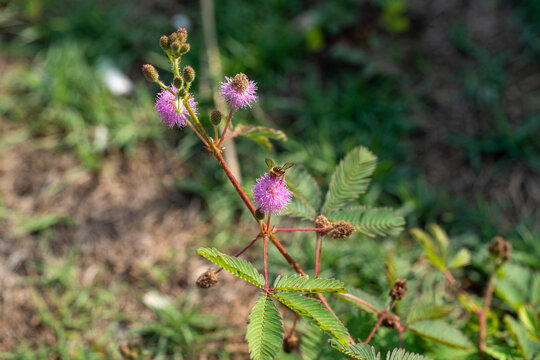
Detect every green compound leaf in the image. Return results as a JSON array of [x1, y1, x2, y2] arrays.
[[330, 340, 380, 360], [274, 292, 350, 346], [505, 315, 540, 360], [408, 320, 473, 349], [386, 348, 432, 360], [197, 247, 264, 289], [273, 274, 347, 294], [326, 206, 405, 237], [330, 341, 432, 360], [322, 146, 377, 214], [234, 125, 288, 152], [246, 293, 283, 360], [283, 167, 322, 220]]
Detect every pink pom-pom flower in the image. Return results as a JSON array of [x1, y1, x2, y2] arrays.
[[155, 85, 197, 128], [253, 173, 292, 215], [220, 73, 257, 110]]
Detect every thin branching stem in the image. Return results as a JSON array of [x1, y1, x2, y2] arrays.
[[340, 293, 381, 315], [264, 234, 269, 290], [274, 228, 327, 232], [217, 106, 235, 148], [479, 272, 496, 353], [215, 233, 261, 274], [365, 303, 392, 344]]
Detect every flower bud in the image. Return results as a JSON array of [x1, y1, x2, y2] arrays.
[[178, 88, 187, 98], [283, 334, 299, 353], [159, 35, 170, 51], [196, 269, 218, 288], [169, 32, 178, 43], [171, 40, 182, 56], [142, 64, 159, 82], [183, 66, 195, 83], [173, 76, 184, 90], [179, 43, 191, 55], [255, 208, 265, 220], [210, 109, 223, 126], [389, 279, 408, 301], [327, 221, 355, 239], [177, 27, 188, 43], [488, 236, 511, 262]]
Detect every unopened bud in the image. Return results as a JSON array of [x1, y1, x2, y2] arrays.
[[327, 221, 355, 239], [177, 27, 188, 43], [159, 35, 170, 51], [256, 208, 264, 220], [142, 64, 159, 82], [179, 43, 191, 55], [173, 76, 184, 90], [183, 66, 195, 83], [171, 40, 182, 56], [283, 334, 299, 353], [196, 270, 218, 288], [314, 215, 331, 231], [169, 32, 178, 43], [210, 109, 223, 126], [488, 236, 511, 262], [381, 313, 398, 328], [178, 88, 187, 98], [389, 279, 408, 301]]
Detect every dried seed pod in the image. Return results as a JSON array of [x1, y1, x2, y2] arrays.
[[283, 334, 299, 353], [314, 215, 331, 230], [196, 269, 218, 288], [327, 221, 355, 239], [389, 279, 408, 301]]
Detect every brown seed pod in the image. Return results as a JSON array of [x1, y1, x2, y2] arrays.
[[196, 269, 218, 288], [327, 221, 355, 239], [314, 215, 331, 230], [283, 334, 299, 353], [389, 279, 408, 301]]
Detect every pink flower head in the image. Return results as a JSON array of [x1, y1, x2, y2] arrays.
[[220, 73, 257, 109], [155, 85, 198, 128], [253, 173, 292, 215]]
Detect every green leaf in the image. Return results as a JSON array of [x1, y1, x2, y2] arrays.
[[410, 228, 446, 270], [448, 248, 471, 269], [322, 146, 377, 213], [385, 252, 397, 287], [283, 167, 322, 220], [386, 348, 432, 360], [505, 315, 540, 360], [234, 125, 287, 152], [274, 292, 350, 346], [246, 293, 283, 360], [326, 206, 405, 237], [273, 274, 347, 294], [408, 320, 473, 349], [330, 340, 380, 360], [197, 247, 264, 288], [236, 125, 288, 141], [429, 224, 449, 261], [405, 301, 454, 324]]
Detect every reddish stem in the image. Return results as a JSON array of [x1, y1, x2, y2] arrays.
[[217, 106, 235, 147], [444, 269, 479, 313], [365, 303, 392, 344], [314, 233, 321, 278], [479, 273, 496, 353], [214, 151, 256, 216], [340, 293, 381, 315], [185, 117, 210, 148], [264, 234, 269, 290], [287, 314, 300, 338], [274, 228, 327, 232]]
